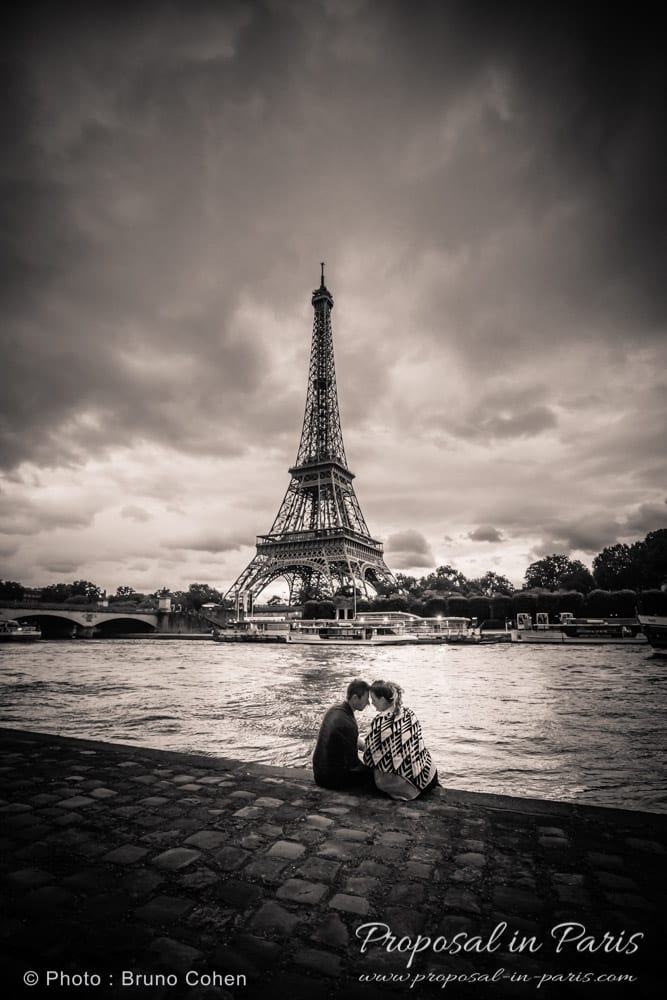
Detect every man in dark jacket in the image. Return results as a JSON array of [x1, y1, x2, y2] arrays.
[[312, 678, 373, 789]]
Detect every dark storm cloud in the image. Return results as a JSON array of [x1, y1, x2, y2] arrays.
[[0, 30, 356, 464], [0, 0, 299, 469], [2, 0, 664, 472], [622, 501, 667, 535], [385, 528, 436, 570], [162, 530, 247, 553], [560, 389, 667, 490], [448, 2, 663, 309], [469, 525, 503, 543], [529, 501, 667, 558], [0, 491, 98, 535], [533, 516, 625, 556], [41, 560, 80, 575], [445, 399, 557, 442]]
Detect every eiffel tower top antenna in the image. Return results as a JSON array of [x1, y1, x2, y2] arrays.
[[320, 261, 325, 285]]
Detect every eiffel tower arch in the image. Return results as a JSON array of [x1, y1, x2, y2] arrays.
[[226, 265, 398, 607]]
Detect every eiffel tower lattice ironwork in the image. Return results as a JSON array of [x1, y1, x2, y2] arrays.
[[226, 264, 397, 606]]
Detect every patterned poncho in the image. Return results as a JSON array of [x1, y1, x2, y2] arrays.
[[362, 706, 434, 791]]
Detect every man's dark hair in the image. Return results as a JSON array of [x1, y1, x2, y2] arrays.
[[346, 678, 369, 700]]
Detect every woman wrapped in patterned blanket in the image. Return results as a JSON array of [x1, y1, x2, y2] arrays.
[[362, 679, 440, 801]]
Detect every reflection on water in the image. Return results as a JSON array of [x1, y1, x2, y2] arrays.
[[1, 640, 665, 813]]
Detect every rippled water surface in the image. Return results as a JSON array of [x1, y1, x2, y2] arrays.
[[1, 639, 665, 812]]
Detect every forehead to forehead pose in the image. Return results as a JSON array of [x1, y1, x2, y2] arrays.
[[369, 680, 399, 707], [347, 678, 370, 703], [312, 678, 373, 790], [363, 680, 439, 801]]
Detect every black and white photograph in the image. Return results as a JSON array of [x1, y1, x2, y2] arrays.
[[1, 1, 666, 997]]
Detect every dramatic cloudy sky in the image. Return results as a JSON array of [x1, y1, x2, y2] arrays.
[[1, 0, 665, 596]]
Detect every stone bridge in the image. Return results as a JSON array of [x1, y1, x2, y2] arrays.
[[0, 604, 208, 638]]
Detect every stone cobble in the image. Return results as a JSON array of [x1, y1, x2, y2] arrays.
[[1, 728, 665, 999]]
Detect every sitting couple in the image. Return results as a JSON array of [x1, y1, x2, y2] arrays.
[[312, 678, 439, 801]]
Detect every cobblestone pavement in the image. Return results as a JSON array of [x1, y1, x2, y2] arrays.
[[1, 728, 665, 999]]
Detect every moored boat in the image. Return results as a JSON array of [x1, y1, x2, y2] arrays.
[[511, 612, 647, 645], [0, 619, 42, 643], [212, 619, 289, 643], [213, 618, 418, 645], [288, 619, 418, 645], [210, 611, 508, 645], [637, 614, 667, 651]]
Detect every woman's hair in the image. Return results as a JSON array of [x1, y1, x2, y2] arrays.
[[370, 680, 404, 716]]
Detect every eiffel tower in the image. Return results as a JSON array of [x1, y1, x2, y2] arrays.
[[226, 264, 397, 607]]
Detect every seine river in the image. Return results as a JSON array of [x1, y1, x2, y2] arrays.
[[1, 639, 665, 813]]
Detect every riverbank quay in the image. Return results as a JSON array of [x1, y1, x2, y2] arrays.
[[107, 634, 215, 641], [1, 728, 664, 1000]]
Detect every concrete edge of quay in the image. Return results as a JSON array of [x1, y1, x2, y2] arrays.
[[2, 724, 666, 828]]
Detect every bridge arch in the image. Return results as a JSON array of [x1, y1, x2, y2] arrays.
[[1, 608, 158, 639]]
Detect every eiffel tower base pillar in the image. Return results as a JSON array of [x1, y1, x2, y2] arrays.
[[334, 598, 354, 620]]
